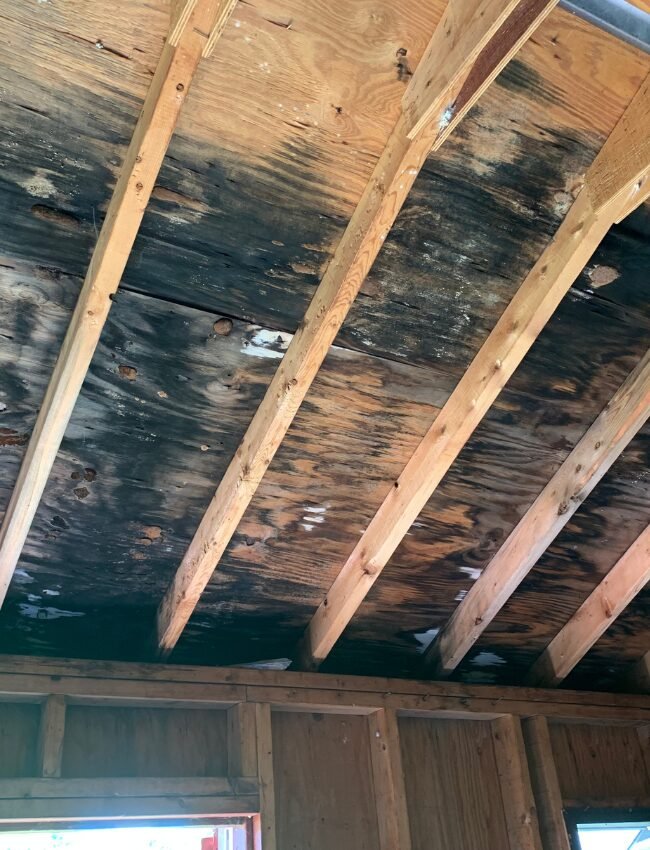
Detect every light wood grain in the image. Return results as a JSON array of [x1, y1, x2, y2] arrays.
[[228, 702, 258, 779], [527, 525, 650, 687], [522, 717, 571, 850], [254, 703, 276, 850], [38, 695, 66, 779], [1, 654, 649, 723], [429, 350, 650, 676], [368, 709, 412, 850], [295, 71, 650, 672], [155, 0, 560, 656], [0, 0, 235, 608], [492, 716, 543, 850], [549, 723, 650, 802]]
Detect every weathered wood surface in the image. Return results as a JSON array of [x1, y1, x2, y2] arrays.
[[0, 0, 648, 686], [400, 717, 511, 850]]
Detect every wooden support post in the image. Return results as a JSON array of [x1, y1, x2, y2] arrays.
[[37, 694, 66, 778], [521, 717, 570, 850], [155, 0, 560, 656], [253, 703, 276, 850], [367, 709, 412, 850], [228, 702, 258, 779], [0, 0, 237, 608], [492, 715, 543, 850]]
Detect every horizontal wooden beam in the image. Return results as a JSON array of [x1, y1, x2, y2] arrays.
[[527, 525, 650, 687], [0, 775, 259, 822], [427, 349, 650, 677], [155, 0, 560, 657], [0, 0, 236, 609], [294, 72, 650, 673], [0, 655, 648, 724]]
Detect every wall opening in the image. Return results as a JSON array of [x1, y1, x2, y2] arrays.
[[568, 812, 650, 850], [0, 824, 252, 850]]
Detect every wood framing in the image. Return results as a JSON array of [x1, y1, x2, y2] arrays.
[[427, 349, 650, 677], [368, 709, 412, 850], [155, 0, 560, 656], [294, 76, 650, 672], [491, 716, 543, 850], [527, 525, 650, 687], [0, 0, 237, 608], [254, 702, 276, 850], [0, 777, 259, 823], [522, 717, 571, 850], [0, 654, 648, 724], [37, 694, 67, 778]]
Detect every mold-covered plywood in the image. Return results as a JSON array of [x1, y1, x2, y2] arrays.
[[0, 0, 648, 688]]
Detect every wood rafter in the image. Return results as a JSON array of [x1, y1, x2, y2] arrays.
[[526, 525, 650, 688], [295, 72, 650, 672], [427, 348, 650, 677], [156, 0, 561, 656], [0, 0, 237, 608]]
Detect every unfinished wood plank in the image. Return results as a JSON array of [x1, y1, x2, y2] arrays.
[[0, 0, 237, 608], [228, 702, 258, 779], [589, 74, 650, 218], [428, 350, 650, 677], [254, 703, 276, 850], [402, 0, 557, 138], [37, 694, 66, 779], [368, 709, 412, 850], [522, 717, 571, 850], [155, 0, 560, 656], [0, 776, 257, 799], [527, 525, 650, 688], [492, 716, 543, 850], [295, 75, 650, 672]]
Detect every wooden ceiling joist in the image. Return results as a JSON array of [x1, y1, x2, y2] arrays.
[[294, 72, 650, 672], [426, 347, 650, 677], [0, 0, 237, 607], [526, 525, 650, 688], [155, 0, 561, 656]]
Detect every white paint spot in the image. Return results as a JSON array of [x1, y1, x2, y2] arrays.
[[233, 19, 241, 27], [455, 590, 468, 602], [413, 627, 440, 652], [26, 594, 41, 603], [42, 588, 60, 597], [14, 570, 34, 584], [18, 604, 84, 620], [438, 105, 454, 131], [459, 566, 482, 581], [301, 523, 315, 532], [242, 328, 292, 360], [20, 169, 57, 198], [471, 651, 506, 667], [258, 61, 270, 73]]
